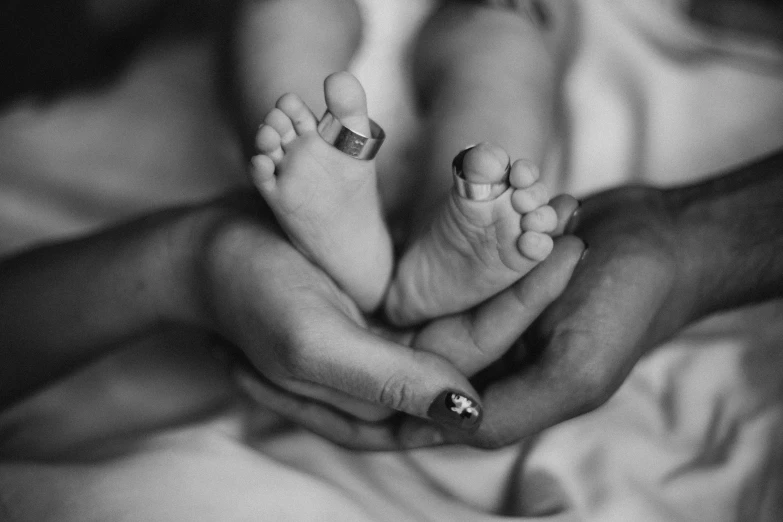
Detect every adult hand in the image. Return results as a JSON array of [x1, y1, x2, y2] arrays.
[[0, 189, 482, 433], [236, 194, 586, 449], [435, 148, 783, 448], [239, 150, 783, 450], [186, 193, 486, 432], [438, 185, 700, 448]]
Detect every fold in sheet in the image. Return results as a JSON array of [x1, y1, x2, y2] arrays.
[[1, 0, 782, 520]]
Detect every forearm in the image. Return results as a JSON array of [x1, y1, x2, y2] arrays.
[[0, 211, 180, 406], [0, 201, 255, 408], [224, 0, 362, 156], [668, 148, 783, 319]]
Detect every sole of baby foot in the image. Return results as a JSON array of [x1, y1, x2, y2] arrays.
[[385, 143, 557, 326], [250, 72, 393, 312]]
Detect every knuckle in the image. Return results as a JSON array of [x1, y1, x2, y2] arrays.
[[277, 331, 317, 378], [567, 362, 617, 414], [471, 424, 517, 450], [377, 372, 416, 412], [542, 328, 621, 415]]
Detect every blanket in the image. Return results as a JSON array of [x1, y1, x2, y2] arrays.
[[1, 1, 782, 520]]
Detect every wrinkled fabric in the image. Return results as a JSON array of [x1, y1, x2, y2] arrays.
[[1, 1, 782, 520]]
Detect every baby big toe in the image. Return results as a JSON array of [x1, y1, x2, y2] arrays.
[[460, 142, 510, 185], [323, 71, 371, 136]]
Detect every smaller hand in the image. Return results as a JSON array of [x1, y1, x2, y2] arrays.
[[192, 193, 484, 433], [235, 227, 586, 450]]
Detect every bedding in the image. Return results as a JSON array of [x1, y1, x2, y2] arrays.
[[1, 1, 782, 520]]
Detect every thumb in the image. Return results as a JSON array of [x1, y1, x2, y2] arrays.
[[278, 313, 484, 433]]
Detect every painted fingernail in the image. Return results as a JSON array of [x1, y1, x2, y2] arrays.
[[427, 390, 482, 432], [579, 242, 590, 263], [565, 200, 582, 234]]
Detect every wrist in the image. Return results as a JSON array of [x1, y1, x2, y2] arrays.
[[156, 199, 255, 328], [660, 187, 718, 326], [665, 149, 783, 319], [162, 192, 283, 333]]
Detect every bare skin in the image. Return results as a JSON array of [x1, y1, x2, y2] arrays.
[[228, 0, 363, 154], [252, 73, 560, 325], [385, 142, 558, 326], [251, 72, 393, 312]]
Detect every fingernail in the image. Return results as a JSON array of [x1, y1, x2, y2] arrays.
[[564, 200, 582, 234], [402, 423, 445, 447], [579, 242, 590, 263], [427, 390, 482, 432]]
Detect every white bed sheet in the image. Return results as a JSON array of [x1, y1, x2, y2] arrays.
[[1, 1, 782, 520]]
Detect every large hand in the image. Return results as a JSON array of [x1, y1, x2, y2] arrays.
[[188, 193, 485, 432], [443, 185, 699, 448], [236, 227, 586, 450]]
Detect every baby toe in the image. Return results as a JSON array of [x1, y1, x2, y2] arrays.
[[521, 205, 558, 233], [511, 182, 550, 214], [255, 124, 284, 164], [276, 93, 317, 135], [262, 108, 296, 145], [517, 231, 554, 262], [250, 154, 276, 194], [509, 159, 540, 189]]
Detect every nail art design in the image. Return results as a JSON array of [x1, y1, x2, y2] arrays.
[[428, 390, 482, 432]]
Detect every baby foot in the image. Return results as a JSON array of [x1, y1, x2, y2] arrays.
[[250, 72, 393, 312], [385, 142, 557, 326]]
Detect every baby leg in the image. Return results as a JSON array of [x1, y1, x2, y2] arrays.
[[385, 142, 558, 326], [250, 72, 393, 313]]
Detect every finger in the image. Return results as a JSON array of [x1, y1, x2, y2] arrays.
[[412, 235, 585, 377], [280, 312, 485, 433], [283, 379, 393, 422], [230, 341, 395, 422], [549, 194, 580, 236], [234, 364, 442, 450], [458, 243, 669, 449], [459, 331, 620, 449]]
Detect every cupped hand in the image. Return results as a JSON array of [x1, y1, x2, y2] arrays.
[[187, 193, 484, 432], [442, 185, 700, 448], [235, 195, 586, 449]]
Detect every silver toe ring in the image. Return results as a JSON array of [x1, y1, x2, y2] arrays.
[[452, 145, 511, 201], [317, 110, 386, 160]]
